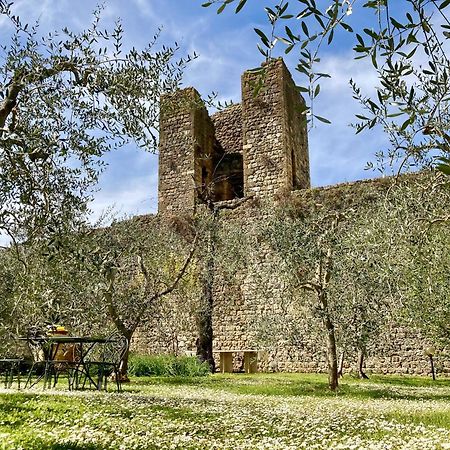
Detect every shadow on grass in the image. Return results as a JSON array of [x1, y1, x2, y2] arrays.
[[33, 442, 105, 450], [2, 373, 449, 403], [127, 373, 450, 402]]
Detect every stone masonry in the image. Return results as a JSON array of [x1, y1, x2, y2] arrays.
[[158, 88, 216, 214], [242, 60, 310, 197], [152, 58, 450, 376], [158, 58, 310, 213]]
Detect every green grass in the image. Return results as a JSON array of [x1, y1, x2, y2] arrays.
[[131, 372, 450, 399], [128, 353, 210, 377], [1, 373, 449, 449]]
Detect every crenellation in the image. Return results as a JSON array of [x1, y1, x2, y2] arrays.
[[158, 58, 310, 213]]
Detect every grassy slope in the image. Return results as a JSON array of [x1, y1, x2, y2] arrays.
[[0, 373, 449, 449]]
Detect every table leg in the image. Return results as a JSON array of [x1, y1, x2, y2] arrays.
[[244, 352, 258, 374]]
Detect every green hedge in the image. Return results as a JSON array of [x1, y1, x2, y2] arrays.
[[128, 354, 210, 377]]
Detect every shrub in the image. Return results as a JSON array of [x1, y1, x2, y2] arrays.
[[128, 354, 210, 377]]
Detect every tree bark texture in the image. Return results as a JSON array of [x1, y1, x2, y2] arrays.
[[357, 349, 369, 379], [337, 351, 345, 378], [196, 211, 216, 373], [324, 313, 339, 390], [119, 337, 132, 382]]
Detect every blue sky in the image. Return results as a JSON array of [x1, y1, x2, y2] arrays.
[[1, 0, 391, 224]]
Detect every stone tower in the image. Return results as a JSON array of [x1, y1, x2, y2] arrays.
[[158, 58, 310, 215]]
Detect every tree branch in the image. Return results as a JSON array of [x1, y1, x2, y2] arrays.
[[156, 232, 198, 298], [0, 81, 22, 129], [299, 281, 320, 292], [136, 232, 199, 323], [103, 280, 130, 337], [0, 60, 88, 131], [129, 232, 199, 331]]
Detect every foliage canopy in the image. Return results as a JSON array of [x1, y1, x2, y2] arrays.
[[0, 1, 192, 242]]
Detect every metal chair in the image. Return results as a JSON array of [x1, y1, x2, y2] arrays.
[[23, 328, 79, 389], [83, 334, 129, 392], [24, 328, 54, 389], [0, 337, 27, 389], [0, 358, 24, 389]]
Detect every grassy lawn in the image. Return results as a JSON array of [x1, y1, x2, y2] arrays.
[[0, 373, 449, 449]]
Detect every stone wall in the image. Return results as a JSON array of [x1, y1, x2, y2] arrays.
[[158, 88, 213, 215], [134, 175, 450, 376], [152, 58, 450, 376], [158, 59, 310, 214], [211, 179, 449, 375], [242, 59, 310, 198], [282, 63, 310, 190], [212, 104, 243, 155]]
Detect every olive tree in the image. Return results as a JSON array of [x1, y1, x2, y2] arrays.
[[0, 215, 198, 377], [193, 202, 250, 371], [0, 247, 23, 353], [384, 175, 450, 350], [259, 182, 405, 389], [262, 206, 351, 390], [0, 1, 192, 242], [75, 216, 198, 378], [203, 0, 450, 173]]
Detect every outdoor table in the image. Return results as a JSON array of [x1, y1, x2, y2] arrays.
[[19, 335, 121, 391]]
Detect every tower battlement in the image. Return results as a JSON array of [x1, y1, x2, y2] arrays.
[[158, 58, 310, 215]]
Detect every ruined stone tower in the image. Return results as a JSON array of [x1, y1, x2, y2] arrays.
[[143, 58, 450, 376], [158, 58, 310, 215]]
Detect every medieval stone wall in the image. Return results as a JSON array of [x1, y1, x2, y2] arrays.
[[206, 179, 450, 376], [134, 176, 450, 376], [158, 59, 311, 215], [211, 104, 243, 155], [242, 59, 310, 198], [151, 58, 450, 376], [281, 64, 310, 190], [158, 88, 204, 215]]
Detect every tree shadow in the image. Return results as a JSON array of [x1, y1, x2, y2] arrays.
[[45, 445, 104, 450], [126, 373, 450, 401]]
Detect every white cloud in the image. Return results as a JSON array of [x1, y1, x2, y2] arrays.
[[303, 52, 390, 186], [318, 54, 379, 94], [89, 170, 158, 224], [10, 0, 69, 26], [130, 0, 160, 21]]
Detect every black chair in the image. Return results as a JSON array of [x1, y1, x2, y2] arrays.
[[0, 337, 27, 389], [23, 328, 79, 389], [24, 328, 54, 389], [83, 334, 129, 392], [0, 358, 24, 389]]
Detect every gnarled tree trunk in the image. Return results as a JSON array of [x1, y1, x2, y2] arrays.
[[118, 331, 132, 382], [357, 348, 369, 379], [337, 351, 345, 378], [323, 313, 339, 390], [195, 205, 216, 373]]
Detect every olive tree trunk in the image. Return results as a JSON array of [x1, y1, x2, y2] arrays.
[[324, 314, 339, 390], [337, 351, 345, 378], [357, 348, 369, 379], [196, 209, 216, 372]]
